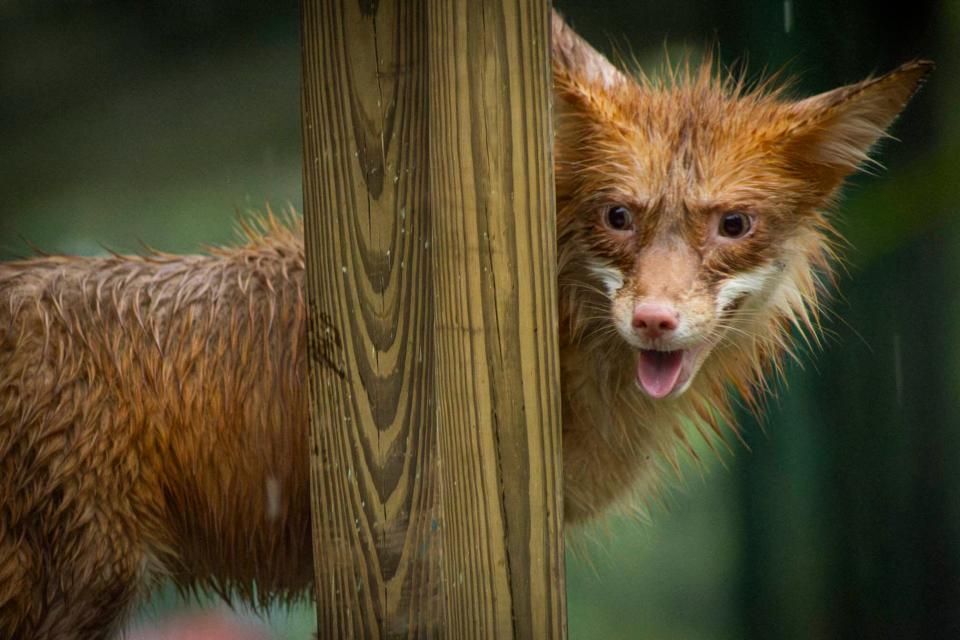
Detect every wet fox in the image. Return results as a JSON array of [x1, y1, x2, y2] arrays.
[[0, 12, 930, 639]]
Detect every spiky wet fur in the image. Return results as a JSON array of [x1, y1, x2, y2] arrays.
[[550, 60, 830, 523], [0, 13, 930, 638], [551, 14, 929, 522]]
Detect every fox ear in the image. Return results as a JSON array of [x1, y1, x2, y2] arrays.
[[784, 60, 933, 191], [551, 10, 626, 97]]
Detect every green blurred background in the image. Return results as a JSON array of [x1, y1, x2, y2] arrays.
[[1, 1, 957, 638]]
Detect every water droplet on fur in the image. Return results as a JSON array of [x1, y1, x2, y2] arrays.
[[265, 476, 281, 521]]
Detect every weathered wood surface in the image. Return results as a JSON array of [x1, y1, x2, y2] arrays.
[[300, 0, 565, 637]]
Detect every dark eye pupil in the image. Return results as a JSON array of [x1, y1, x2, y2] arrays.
[[721, 212, 749, 238], [607, 206, 631, 230]]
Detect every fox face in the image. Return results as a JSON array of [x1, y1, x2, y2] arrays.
[[552, 14, 931, 407]]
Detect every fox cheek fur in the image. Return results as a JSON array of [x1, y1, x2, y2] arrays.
[[0, 11, 930, 638]]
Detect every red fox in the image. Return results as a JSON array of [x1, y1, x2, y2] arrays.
[[0, 12, 930, 639]]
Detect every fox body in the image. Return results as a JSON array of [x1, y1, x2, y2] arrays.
[[0, 13, 929, 638]]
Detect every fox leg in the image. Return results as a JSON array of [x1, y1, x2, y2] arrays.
[[0, 517, 144, 639], [0, 524, 44, 638]]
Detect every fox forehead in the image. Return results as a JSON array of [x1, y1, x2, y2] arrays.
[[564, 81, 806, 214]]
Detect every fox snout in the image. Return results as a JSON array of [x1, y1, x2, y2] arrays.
[[608, 288, 716, 399], [631, 302, 679, 339], [620, 241, 704, 347]]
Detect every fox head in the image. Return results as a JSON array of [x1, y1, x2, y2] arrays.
[[552, 14, 931, 411]]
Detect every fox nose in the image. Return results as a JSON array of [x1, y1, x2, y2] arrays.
[[632, 303, 679, 339]]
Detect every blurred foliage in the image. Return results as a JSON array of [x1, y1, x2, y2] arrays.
[[1, 0, 957, 638]]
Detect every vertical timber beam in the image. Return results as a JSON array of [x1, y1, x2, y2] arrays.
[[301, 0, 565, 637]]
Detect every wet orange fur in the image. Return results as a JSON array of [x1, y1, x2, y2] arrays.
[[0, 13, 930, 637], [0, 216, 312, 638]]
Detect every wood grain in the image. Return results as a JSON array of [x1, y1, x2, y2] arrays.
[[300, 0, 564, 636]]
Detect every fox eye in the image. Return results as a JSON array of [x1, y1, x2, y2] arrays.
[[605, 206, 633, 231], [719, 211, 752, 239]]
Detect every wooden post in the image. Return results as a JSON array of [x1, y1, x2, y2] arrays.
[[301, 0, 565, 637]]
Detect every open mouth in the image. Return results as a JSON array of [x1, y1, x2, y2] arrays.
[[637, 349, 685, 398], [636, 345, 707, 399]]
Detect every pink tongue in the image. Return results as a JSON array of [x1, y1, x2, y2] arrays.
[[637, 350, 684, 398]]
